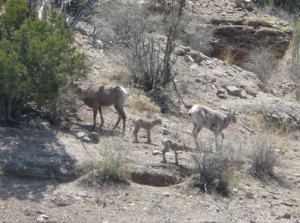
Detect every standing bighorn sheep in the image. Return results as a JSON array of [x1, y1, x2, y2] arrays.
[[189, 104, 237, 150], [82, 84, 128, 132], [161, 139, 190, 166], [133, 117, 162, 143]]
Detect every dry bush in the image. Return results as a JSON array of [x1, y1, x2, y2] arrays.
[[250, 134, 280, 179], [243, 48, 279, 91], [192, 141, 242, 196], [129, 94, 161, 114], [80, 140, 130, 187]]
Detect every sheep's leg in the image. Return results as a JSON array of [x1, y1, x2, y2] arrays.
[[113, 106, 125, 131], [192, 125, 202, 150], [174, 151, 179, 166], [146, 129, 151, 144], [118, 107, 127, 132], [93, 108, 98, 129], [192, 122, 197, 133], [219, 132, 225, 151], [99, 107, 104, 128], [215, 131, 224, 152]]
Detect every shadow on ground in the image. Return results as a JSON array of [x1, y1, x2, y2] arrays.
[[0, 124, 79, 201]]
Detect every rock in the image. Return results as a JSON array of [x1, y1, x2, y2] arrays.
[[245, 192, 254, 199], [184, 55, 194, 64], [152, 150, 162, 156], [277, 213, 291, 219], [36, 214, 49, 223], [161, 192, 171, 197], [162, 127, 171, 135], [210, 17, 293, 65], [225, 85, 242, 96], [82, 136, 91, 142], [174, 47, 186, 56], [76, 132, 87, 138], [244, 86, 258, 97], [217, 94, 227, 99], [204, 74, 217, 83], [216, 88, 226, 95], [187, 50, 209, 64]]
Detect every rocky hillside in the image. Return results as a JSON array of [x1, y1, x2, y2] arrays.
[[0, 0, 300, 222]]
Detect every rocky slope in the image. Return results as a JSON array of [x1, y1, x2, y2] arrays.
[[0, 0, 299, 222]]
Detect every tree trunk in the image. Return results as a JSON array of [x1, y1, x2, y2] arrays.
[[0, 93, 19, 126]]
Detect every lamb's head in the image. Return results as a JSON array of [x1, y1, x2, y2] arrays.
[[154, 117, 162, 125], [224, 110, 237, 126]]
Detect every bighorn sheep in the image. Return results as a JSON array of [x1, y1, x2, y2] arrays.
[[82, 84, 128, 132], [162, 139, 190, 166], [189, 104, 237, 150], [133, 117, 162, 143]]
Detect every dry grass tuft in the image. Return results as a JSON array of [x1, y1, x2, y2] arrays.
[[129, 93, 161, 114], [79, 139, 130, 187], [250, 134, 281, 179]]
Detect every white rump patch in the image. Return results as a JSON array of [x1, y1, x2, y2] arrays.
[[119, 86, 129, 102]]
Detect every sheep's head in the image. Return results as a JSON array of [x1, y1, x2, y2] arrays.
[[225, 110, 237, 125]]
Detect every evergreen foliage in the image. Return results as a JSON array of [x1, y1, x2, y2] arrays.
[[0, 0, 86, 123]]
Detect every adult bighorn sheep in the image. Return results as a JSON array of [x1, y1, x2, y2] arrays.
[[189, 104, 237, 150], [82, 84, 129, 132]]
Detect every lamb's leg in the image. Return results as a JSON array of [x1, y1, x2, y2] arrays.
[[162, 146, 168, 163], [174, 151, 179, 166], [93, 108, 98, 129], [146, 129, 151, 144], [133, 127, 139, 143], [99, 107, 104, 128]]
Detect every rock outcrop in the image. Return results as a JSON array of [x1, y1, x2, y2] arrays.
[[210, 17, 293, 65]]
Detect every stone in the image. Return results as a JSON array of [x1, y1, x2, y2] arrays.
[[152, 150, 162, 156], [36, 214, 49, 223], [184, 55, 194, 64], [162, 127, 171, 135], [174, 47, 186, 56], [210, 17, 293, 65], [187, 50, 209, 64], [244, 86, 258, 97], [82, 136, 91, 142], [76, 132, 87, 138], [225, 85, 242, 96]]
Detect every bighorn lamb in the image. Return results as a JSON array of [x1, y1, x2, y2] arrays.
[[133, 117, 162, 143], [189, 104, 237, 149], [162, 139, 190, 166], [82, 84, 128, 132]]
